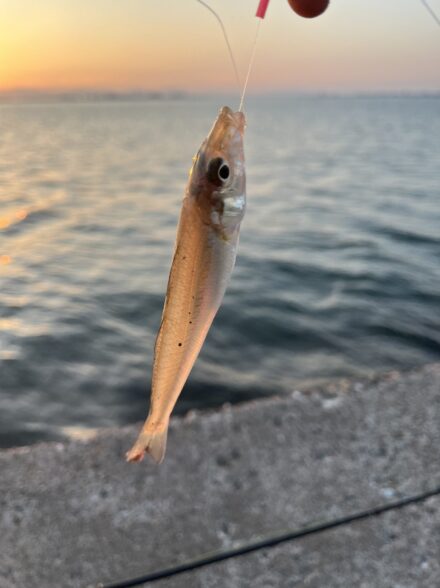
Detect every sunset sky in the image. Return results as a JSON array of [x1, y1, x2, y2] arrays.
[[0, 0, 439, 93]]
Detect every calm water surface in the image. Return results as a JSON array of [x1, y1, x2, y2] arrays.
[[1, 96, 439, 446]]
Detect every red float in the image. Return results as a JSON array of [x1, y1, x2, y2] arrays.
[[288, 0, 329, 18]]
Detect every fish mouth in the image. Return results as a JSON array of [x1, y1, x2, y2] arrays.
[[218, 106, 246, 135], [204, 106, 246, 157]]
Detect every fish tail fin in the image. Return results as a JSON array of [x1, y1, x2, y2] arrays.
[[126, 419, 169, 464]]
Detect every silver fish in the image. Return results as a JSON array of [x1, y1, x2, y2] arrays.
[[127, 106, 246, 463]]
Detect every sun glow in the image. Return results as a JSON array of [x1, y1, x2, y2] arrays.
[[0, 255, 12, 265], [0, 209, 28, 231], [0, 0, 439, 93]]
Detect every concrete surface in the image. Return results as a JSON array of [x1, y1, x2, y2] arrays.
[[0, 363, 439, 588]]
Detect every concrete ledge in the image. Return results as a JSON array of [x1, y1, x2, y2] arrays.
[[1, 364, 439, 588]]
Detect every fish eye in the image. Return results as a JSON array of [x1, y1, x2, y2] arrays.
[[207, 157, 230, 186], [218, 163, 230, 180]]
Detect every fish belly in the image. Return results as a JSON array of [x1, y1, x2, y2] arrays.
[[149, 197, 238, 425]]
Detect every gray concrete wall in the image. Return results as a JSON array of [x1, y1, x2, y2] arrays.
[[1, 364, 439, 588]]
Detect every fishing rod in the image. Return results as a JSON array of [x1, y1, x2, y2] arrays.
[[420, 0, 440, 27], [97, 484, 440, 587]]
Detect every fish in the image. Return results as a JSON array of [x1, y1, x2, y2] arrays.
[[126, 106, 246, 464]]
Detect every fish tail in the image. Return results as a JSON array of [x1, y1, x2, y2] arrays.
[[126, 419, 169, 464]]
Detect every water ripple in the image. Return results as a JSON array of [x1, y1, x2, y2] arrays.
[[1, 96, 439, 446]]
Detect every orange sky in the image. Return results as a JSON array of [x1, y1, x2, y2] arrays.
[[1, 0, 439, 92]]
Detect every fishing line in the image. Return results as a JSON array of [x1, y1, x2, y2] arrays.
[[239, 19, 262, 112], [238, 0, 271, 112], [195, 0, 265, 113], [420, 0, 440, 27], [195, 0, 242, 93]]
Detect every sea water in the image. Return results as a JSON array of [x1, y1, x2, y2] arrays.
[[1, 95, 439, 446]]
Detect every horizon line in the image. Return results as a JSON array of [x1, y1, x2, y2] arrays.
[[1, 87, 439, 103]]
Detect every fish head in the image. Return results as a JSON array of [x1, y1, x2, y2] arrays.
[[189, 106, 246, 232]]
